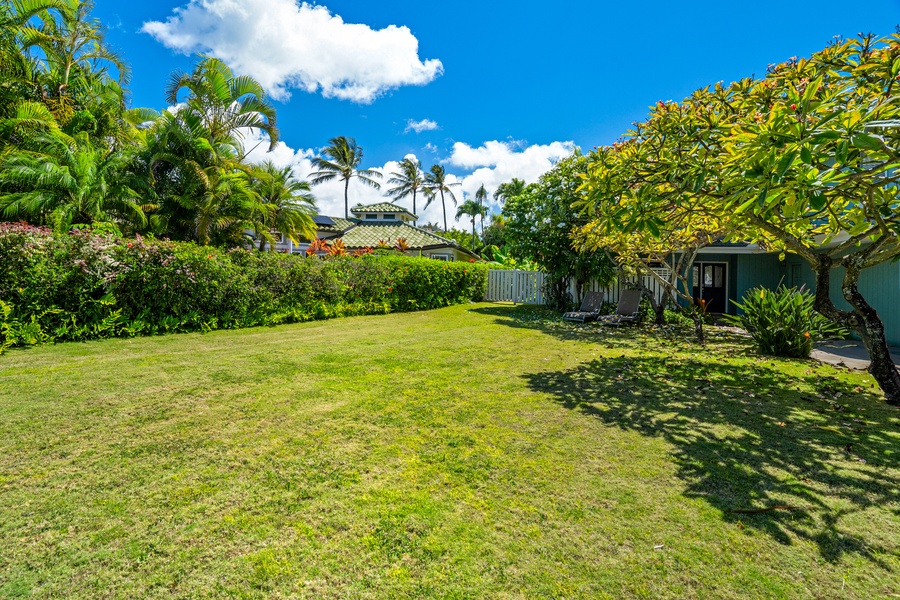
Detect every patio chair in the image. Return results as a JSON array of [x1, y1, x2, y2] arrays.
[[598, 289, 643, 326], [562, 291, 605, 323]]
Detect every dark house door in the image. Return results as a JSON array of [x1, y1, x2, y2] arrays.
[[692, 262, 727, 313]]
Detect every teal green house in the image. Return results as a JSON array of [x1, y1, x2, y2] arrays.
[[689, 243, 900, 346]]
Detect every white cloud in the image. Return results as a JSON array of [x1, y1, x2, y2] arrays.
[[405, 118, 439, 134], [449, 140, 576, 217], [142, 0, 444, 103], [242, 132, 575, 229]]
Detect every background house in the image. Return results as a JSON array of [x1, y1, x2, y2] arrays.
[[256, 201, 480, 262]]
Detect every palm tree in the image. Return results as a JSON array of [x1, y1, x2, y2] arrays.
[[386, 157, 423, 221], [475, 183, 488, 234], [309, 135, 381, 219], [144, 60, 279, 245], [423, 164, 460, 232], [249, 160, 317, 251], [0, 131, 149, 232], [0, 0, 62, 113], [309, 136, 382, 218], [150, 113, 262, 247], [493, 178, 526, 204], [166, 57, 278, 151], [18, 0, 129, 97], [455, 199, 487, 249]]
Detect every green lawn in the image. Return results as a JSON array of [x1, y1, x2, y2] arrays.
[[1, 303, 899, 599]]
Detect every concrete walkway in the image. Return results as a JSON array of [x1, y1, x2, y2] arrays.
[[811, 340, 900, 371]]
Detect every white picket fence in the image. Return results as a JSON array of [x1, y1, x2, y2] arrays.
[[484, 269, 671, 305]]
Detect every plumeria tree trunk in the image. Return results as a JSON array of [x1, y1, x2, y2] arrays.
[[811, 252, 900, 406]]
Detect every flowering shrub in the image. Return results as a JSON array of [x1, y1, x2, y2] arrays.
[[725, 285, 846, 358], [0, 224, 489, 349]]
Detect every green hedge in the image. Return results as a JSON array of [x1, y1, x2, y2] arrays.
[[0, 223, 488, 349]]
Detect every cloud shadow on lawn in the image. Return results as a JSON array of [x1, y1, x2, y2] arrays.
[[476, 304, 900, 566]]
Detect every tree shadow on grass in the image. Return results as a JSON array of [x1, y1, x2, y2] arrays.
[[470, 304, 644, 348], [477, 302, 900, 566], [524, 353, 900, 567]]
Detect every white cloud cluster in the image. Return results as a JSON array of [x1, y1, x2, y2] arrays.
[[405, 118, 439, 134], [142, 0, 443, 103], [449, 140, 576, 216], [242, 133, 575, 229]]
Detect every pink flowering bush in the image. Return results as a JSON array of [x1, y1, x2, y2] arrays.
[[0, 225, 488, 348]]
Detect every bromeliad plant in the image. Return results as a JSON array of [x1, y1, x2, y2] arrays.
[[725, 285, 846, 358]]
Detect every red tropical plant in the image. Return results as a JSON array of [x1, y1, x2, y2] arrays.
[[327, 238, 348, 257], [394, 238, 410, 252], [306, 237, 329, 256]]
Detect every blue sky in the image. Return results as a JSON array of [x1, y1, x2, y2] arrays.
[[92, 0, 900, 223]]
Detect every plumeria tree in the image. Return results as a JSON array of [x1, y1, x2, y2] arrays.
[[579, 33, 900, 404], [715, 34, 900, 404], [575, 95, 732, 341]]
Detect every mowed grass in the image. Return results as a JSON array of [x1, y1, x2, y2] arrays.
[[1, 303, 899, 599]]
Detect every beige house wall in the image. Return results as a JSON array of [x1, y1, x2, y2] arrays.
[[413, 248, 475, 262]]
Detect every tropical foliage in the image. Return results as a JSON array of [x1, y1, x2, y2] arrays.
[[504, 152, 614, 310], [455, 198, 488, 249], [0, 222, 488, 349], [0, 1, 311, 248], [248, 160, 316, 250], [493, 177, 526, 204], [726, 286, 847, 358], [578, 33, 900, 404]]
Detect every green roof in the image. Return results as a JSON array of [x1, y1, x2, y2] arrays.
[[350, 202, 417, 219], [339, 223, 462, 251], [316, 216, 356, 233]]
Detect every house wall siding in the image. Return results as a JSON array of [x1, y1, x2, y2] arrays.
[[737, 254, 785, 300], [754, 257, 900, 347], [827, 261, 899, 347]]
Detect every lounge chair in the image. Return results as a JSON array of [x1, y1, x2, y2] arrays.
[[598, 289, 643, 326], [562, 291, 605, 323]]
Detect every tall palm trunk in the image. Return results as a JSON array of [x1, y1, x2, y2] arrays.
[[343, 177, 350, 218], [440, 189, 447, 231], [412, 189, 417, 224], [471, 218, 476, 248]]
